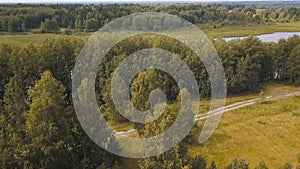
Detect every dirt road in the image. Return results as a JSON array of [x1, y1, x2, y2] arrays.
[[114, 90, 300, 137]]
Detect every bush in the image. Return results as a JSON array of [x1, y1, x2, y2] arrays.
[[255, 161, 268, 169], [226, 158, 249, 169], [278, 162, 293, 169]]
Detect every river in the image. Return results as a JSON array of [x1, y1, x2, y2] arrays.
[[223, 32, 300, 42]]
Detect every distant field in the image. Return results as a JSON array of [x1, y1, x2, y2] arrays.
[[1, 22, 300, 46], [202, 22, 300, 38], [0, 33, 91, 46], [190, 96, 300, 168]]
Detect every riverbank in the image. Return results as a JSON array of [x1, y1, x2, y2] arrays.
[[202, 22, 300, 38]]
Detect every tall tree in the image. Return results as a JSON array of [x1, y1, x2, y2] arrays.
[[138, 90, 205, 169], [9, 44, 39, 91], [287, 44, 300, 84], [24, 70, 67, 168], [274, 35, 300, 81], [0, 76, 28, 168], [38, 37, 84, 104], [84, 18, 99, 31], [40, 19, 59, 33], [0, 44, 13, 99]]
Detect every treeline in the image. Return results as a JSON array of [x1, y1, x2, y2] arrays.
[[0, 34, 300, 168], [214, 35, 300, 94], [0, 4, 300, 32]]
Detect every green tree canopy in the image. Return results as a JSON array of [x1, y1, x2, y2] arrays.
[[25, 70, 67, 168]]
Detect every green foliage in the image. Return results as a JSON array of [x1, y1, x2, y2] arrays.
[[226, 158, 249, 169], [0, 37, 121, 168], [0, 5, 300, 167], [209, 161, 218, 169], [25, 70, 67, 168], [278, 162, 293, 169], [3, 76, 27, 134], [9, 44, 39, 90], [0, 76, 28, 168], [189, 156, 207, 169], [273, 35, 300, 81], [255, 161, 269, 169], [84, 18, 99, 31], [214, 37, 274, 94], [287, 43, 300, 84], [40, 19, 59, 33], [0, 4, 299, 33], [0, 44, 13, 99], [96, 34, 203, 126], [131, 68, 178, 111], [7, 16, 23, 32], [136, 93, 206, 169], [37, 37, 84, 103]]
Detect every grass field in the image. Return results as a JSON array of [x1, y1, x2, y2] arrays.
[[1, 22, 300, 46], [0, 32, 91, 46], [189, 82, 300, 168], [190, 83, 300, 168], [202, 22, 300, 38], [190, 95, 300, 168]]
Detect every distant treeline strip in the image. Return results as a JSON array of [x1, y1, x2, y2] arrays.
[[0, 4, 300, 33]]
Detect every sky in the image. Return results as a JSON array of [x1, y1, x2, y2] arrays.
[[0, 0, 293, 4]]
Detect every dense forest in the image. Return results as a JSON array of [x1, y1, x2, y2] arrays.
[[0, 33, 300, 168], [0, 3, 300, 33], [1, 2, 300, 169]]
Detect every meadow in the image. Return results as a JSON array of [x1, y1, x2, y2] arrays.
[[202, 22, 300, 38], [0, 32, 90, 46], [190, 95, 300, 168]]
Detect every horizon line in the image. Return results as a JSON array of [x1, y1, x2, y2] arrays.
[[0, 0, 299, 5]]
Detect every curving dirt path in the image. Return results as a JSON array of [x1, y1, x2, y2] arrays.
[[114, 90, 300, 137]]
